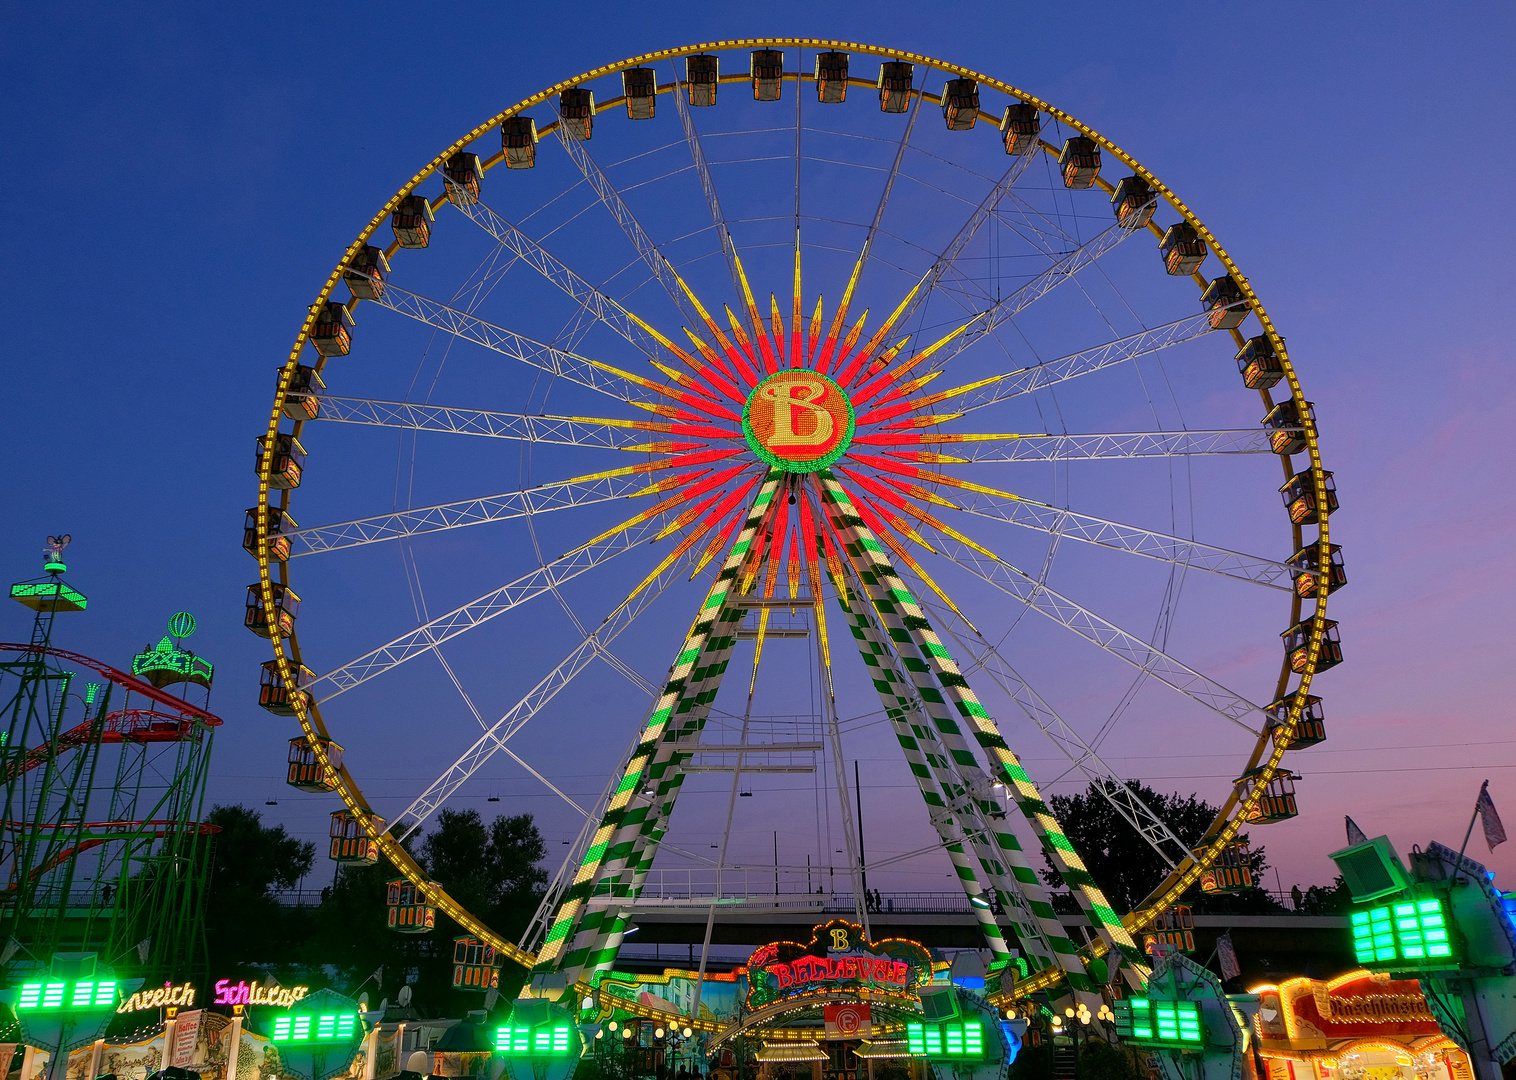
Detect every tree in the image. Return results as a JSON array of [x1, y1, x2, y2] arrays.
[[299, 811, 548, 1015], [1040, 782, 1279, 914], [421, 809, 547, 939], [204, 804, 315, 971]]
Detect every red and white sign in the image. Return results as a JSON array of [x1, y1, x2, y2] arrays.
[[824, 1004, 872, 1040]]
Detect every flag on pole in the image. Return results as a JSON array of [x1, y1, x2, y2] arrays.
[[1216, 933, 1241, 981], [1345, 817, 1368, 846], [1478, 781, 1506, 851]]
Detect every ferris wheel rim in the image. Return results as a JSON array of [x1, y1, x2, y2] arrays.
[[252, 38, 1335, 1003]]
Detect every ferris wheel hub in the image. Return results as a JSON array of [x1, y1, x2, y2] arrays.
[[741, 368, 855, 473]]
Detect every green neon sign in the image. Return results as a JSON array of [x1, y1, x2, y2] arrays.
[[10, 581, 87, 609], [905, 1022, 985, 1059], [16, 980, 117, 1011], [496, 1024, 573, 1056], [1114, 999, 1203, 1046], [269, 1013, 359, 1043], [1350, 897, 1454, 966], [131, 636, 214, 686]]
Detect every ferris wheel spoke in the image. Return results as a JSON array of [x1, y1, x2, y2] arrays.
[[810, 82, 929, 379], [872, 114, 1049, 345], [446, 191, 699, 365], [845, 461, 1293, 589], [670, 60, 743, 304], [310, 515, 667, 702], [928, 603, 1191, 870], [389, 550, 687, 844], [904, 310, 1226, 418], [549, 106, 706, 330], [856, 71, 929, 273], [922, 534, 1266, 735], [944, 488, 1292, 590], [922, 216, 1165, 377], [368, 277, 737, 424], [287, 468, 702, 556], [861, 427, 1281, 462], [308, 395, 732, 449]]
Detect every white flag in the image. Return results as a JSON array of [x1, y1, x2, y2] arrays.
[[1216, 932, 1241, 982], [1478, 782, 1507, 851], [1345, 816, 1368, 846]]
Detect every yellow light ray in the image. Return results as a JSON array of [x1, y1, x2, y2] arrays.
[[671, 270, 756, 385], [770, 294, 786, 366], [829, 309, 869, 375], [851, 494, 976, 633], [880, 412, 966, 429], [791, 244, 803, 368], [853, 318, 981, 406], [840, 470, 1001, 563], [748, 504, 788, 695], [856, 336, 910, 381], [732, 252, 778, 373], [611, 494, 755, 617], [796, 496, 835, 679], [725, 306, 762, 373], [807, 294, 824, 363], [691, 513, 741, 579], [622, 309, 741, 401], [565, 483, 715, 555], [837, 271, 928, 385], [817, 253, 866, 372]]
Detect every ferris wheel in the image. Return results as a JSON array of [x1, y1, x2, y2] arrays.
[[250, 38, 1339, 1014]]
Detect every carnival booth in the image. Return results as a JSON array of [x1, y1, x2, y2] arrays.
[[1249, 970, 1473, 1080]]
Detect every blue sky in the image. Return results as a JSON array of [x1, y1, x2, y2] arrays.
[[3, 2, 1514, 905]]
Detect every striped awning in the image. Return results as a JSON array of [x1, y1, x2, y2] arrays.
[[757, 1042, 830, 1062], [855, 1041, 911, 1060]]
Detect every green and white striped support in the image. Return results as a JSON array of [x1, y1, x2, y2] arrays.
[[831, 567, 1056, 969], [818, 470, 1145, 992], [812, 479, 1086, 988], [532, 470, 783, 989], [587, 505, 808, 971]]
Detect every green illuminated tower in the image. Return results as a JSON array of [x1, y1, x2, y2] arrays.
[[0, 538, 219, 985]]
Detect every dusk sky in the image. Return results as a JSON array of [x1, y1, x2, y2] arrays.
[[3, 1, 1513, 919]]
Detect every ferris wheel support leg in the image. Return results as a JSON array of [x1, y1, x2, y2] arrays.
[[817, 470, 1149, 994], [530, 471, 784, 992], [829, 568, 1039, 965], [812, 477, 1085, 987], [930, 605, 1189, 871]]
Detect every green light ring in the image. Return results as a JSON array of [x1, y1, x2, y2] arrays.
[[742, 370, 856, 474]]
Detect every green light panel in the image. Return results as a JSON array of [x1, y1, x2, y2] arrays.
[[496, 1025, 572, 1056], [270, 1014, 357, 1043], [1116, 1000, 1202, 1046], [16, 981, 114, 1011], [1350, 897, 1453, 966], [69, 981, 116, 1008], [905, 1023, 984, 1059]]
